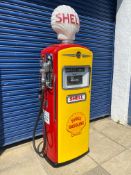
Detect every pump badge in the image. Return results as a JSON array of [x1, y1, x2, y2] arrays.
[[66, 112, 86, 136], [67, 93, 86, 103], [43, 110, 50, 124]]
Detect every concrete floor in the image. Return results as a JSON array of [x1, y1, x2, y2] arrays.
[[0, 117, 131, 175]]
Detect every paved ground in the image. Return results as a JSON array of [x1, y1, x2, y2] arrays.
[[0, 117, 131, 175]]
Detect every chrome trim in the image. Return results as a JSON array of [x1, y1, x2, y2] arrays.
[[63, 54, 76, 57]]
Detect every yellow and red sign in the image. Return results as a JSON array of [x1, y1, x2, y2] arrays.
[[67, 93, 86, 103], [66, 112, 86, 136]]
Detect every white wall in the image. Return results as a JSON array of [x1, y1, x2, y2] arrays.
[[111, 0, 131, 125], [128, 83, 131, 124]]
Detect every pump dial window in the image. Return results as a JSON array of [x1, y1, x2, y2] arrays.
[[65, 67, 85, 73], [67, 75, 82, 85], [63, 66, 90, 89]]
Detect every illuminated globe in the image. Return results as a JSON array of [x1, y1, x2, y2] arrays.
[[51, 5, 80, 42]]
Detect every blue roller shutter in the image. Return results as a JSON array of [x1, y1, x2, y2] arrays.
[[0, 0, 117, 147]]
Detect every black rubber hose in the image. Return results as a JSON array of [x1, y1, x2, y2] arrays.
[[32, 88, 46, 157]]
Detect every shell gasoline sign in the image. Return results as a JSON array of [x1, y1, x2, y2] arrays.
[[66, 112, 86, 136]]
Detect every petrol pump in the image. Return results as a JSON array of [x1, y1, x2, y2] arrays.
[[33, 5, 93, 166]]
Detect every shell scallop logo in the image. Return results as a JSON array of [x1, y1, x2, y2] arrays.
[[66, 112, 86, 136], [51, 5, 80, 41]]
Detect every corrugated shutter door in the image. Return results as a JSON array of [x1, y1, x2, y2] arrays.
[[0, 0, 116, 147]]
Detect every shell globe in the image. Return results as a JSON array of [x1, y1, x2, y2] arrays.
[[51, 5, 80, 42]]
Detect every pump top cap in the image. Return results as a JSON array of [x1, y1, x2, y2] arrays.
[[51, 5, 80, 42]]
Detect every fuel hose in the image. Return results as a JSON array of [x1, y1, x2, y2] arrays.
[[32, 88, 46, 157]]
